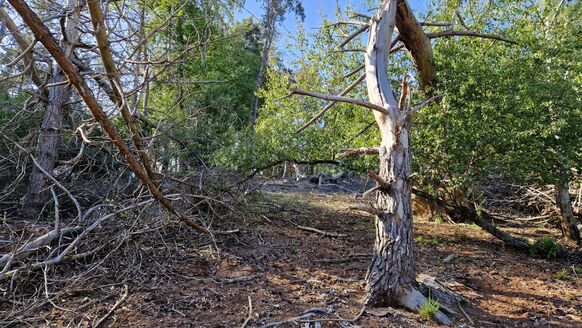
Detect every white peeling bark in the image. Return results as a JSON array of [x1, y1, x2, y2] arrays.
[[363, 1, 450, 324]]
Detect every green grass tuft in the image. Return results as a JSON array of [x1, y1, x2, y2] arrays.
[[555, 268, 570, 281], [418, 295, 441, 321]]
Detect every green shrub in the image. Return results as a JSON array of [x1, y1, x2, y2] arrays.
[[426, 237, 441, 247], [529, 237, 560, 259], [555, 268, 570, 281]]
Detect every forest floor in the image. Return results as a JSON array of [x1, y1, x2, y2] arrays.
[[2, 179, 582, 327]]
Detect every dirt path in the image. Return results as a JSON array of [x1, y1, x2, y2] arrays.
[[114, 187, 581, 327]]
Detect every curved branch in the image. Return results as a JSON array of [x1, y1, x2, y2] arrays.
[[87, 0, 158, 183], [291, 87, 389, 115], [338, 24, 369, 48], [395, 0, 436, 93], [337, 147, 379, 158], [296, 73, 366, 133], [427, 30, 518, 45]]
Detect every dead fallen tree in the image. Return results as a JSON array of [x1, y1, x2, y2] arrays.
[[0, 226, 81, 270], [412, 188, 582, 262]]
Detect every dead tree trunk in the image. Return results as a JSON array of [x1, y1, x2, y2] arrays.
[[555, 180, 581, 243], [363, 1, 449, 323], [412, 188, 531, 253], [21, 72, 69, 218], [21, 0, 80, 218]]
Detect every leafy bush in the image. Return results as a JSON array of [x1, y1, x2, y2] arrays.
[[529, 237, 560, 259]]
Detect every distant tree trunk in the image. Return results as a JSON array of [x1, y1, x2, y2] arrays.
[[293, 162, 305, 181], [549, 97, 580, 243], [282, 161, 288, 178], [0, 7, 41, 85], [21, 0, 80, 218], [555, 179, 581, 244], [249, 0, 276, 135], [21, 74, 70, 218]]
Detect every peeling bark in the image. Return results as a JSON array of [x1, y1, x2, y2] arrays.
[[364, 0, 414, 306], [363, 2, 450, 324]]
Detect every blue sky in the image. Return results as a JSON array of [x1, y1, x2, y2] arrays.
[[235, 0, 427, 61]]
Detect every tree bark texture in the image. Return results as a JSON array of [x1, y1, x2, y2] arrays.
[[21, 0, 80, 219], [364, 0, 415, 305], [363, 2, 450, 323], [395, 0, 435, 92]]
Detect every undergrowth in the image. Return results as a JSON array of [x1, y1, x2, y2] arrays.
[[529, 237, 560, 259]]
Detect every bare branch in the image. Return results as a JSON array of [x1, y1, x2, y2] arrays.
[[296, 73, 366, 133], [362, 185, 381, 197], [325, 20, 368, 27], [343, 63, 365, 79], [338, 24, 369, 48], [400, 94, 442, 122], [0, 7, 42, 85], [455, 10, 469, 30], [333, 48, 366, 53], [352, 13, 371, 20], [6, 38, 37, 67], [290, 86, 389, 116], [368, 170, 391, 190], [87, 0, 158, 183], [420, 22, 452, 27], [337, 147, 379, 158], [427, 30, 518, 45]]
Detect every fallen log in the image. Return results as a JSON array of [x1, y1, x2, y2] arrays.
[[411, 188, 582, 262], [0, 226, 82, 271]]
